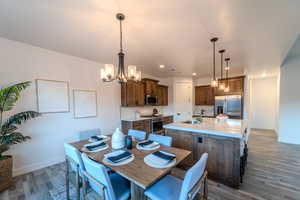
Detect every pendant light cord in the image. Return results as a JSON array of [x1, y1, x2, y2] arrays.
[[221, 52, 223, 79], [119, 19, 123, 53], [213, 42, 216, 80]]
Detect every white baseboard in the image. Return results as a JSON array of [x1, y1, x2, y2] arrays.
[[278, 137, 300, 145], [13, 156, 65, 177]]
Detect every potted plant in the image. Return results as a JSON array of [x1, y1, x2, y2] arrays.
[[0, 81, 40, 191]]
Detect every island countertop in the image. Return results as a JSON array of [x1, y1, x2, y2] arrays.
[[163, 118, 247, 139]]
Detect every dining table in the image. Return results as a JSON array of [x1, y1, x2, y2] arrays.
[[70, 137, 191, 200]]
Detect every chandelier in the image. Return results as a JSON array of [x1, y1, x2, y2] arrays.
[[101, 13, 141, 83]]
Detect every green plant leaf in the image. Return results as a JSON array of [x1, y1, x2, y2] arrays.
[[0, 81, 31, 112], [1, 132, 31, 146], [2, 111, 41, 128]]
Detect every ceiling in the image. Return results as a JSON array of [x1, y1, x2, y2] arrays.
[[0, 0, 299, 78]]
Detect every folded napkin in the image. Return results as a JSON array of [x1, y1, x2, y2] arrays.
[[139, 140, 154, 147], [152, 151, 176, 162], [90, 135, 104, 142], [107, 151, 132, 163], [86, 142, 106, 151]]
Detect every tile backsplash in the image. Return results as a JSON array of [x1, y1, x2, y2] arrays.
[[121, 106, 173, 120], [193, 105, 214, 116]]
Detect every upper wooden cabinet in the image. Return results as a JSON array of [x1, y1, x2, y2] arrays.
[[121, 79, 169, 107], [157, 85, 168, 106], [195, 85, 214, 105], [142, 78, 159, 97], [214, 76, 245, 96], [121, 80, 145, 107]]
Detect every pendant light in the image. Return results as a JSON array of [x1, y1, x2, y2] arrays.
[[210, 37, 218, 87], [218, 49, 226, 90], [224, 58, 230, 92], [101, 13, 142, 83]]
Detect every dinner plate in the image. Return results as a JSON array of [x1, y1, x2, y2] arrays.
[[81, 141, 109, 153], [144, 154, 176, 169], [102, 150, 135, 166], [88, 135, 110, 143], [136, 141, 160, 151]]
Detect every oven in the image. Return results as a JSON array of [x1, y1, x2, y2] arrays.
[[152, 118, 163, 133]]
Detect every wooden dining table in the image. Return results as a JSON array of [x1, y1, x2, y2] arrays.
[[71, 138, 191, 200]]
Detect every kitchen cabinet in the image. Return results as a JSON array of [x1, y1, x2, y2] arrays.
[[195, 85, 214, 105], [143, 78, 159, 97], [164, 130, 195, 168], [157, 85, 168, 106], [215, 76, 245, 96], [165, 129, 241, 188], [122, 116, 173, 135], [162, 116, 173, 125], [121, 81, 145, 107], [121, 119, 151, 134]]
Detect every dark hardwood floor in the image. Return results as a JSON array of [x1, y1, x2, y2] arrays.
[[1, 129, 300, 200]]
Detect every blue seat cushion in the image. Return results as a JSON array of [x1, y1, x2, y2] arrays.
[[89, 173, 130, 200], [145, 175, 182, 200], [110, 173, 131, 200]]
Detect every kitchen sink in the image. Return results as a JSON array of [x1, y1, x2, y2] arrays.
[[182, 120, 200, 124]]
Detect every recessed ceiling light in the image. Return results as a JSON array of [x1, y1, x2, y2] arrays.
[[192, 73, 197, 76], [159, 65, 165, 69], [262, 72, 267, 78]]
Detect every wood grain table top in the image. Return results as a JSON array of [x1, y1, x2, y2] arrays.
[[70, 139, 191, 189]]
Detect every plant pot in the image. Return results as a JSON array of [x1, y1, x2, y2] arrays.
[[0, 156, 13, 192]]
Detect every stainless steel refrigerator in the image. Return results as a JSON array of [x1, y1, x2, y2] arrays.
[[215, 95, 242, 119]]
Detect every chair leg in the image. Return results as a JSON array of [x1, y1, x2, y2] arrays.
[[76, 166, 80, 200], [82, 176, 87, 200], [203, 176, 208, 200], [66, 159, 70, 200]]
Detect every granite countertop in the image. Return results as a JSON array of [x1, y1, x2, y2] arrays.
[[121, 114, 173, 122], [163, 118, 247, 139]]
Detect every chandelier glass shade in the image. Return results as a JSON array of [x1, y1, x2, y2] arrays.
[[224, 57, 231, 92], [218, 49, 226, 90], [101, 13, 142, 83], [210, 37, 219, 87]]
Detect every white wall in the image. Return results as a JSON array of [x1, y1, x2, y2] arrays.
[[279, 55, 300, 144], [0, 37, 121, 176], [249, 76, 279, 130]]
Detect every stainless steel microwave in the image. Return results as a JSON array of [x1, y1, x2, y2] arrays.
[[145, 95, 158, 105]]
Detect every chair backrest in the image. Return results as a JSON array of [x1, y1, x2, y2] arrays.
[[81, 153, 116, 200], [179, 152, 208, 200], [64, 143, 85, 171], [148, 133, 172, 147], [128, 129, 146, 141], [79, 129, 101, 141]]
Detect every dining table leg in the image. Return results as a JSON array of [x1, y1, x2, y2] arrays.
[[130, 182, 148, 200]]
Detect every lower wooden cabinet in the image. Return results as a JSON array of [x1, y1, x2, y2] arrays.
[[162, 116, 173, 125], [165, 129, 241, 188], [121, 119, 151, 134], [164, 130, 194, 169]]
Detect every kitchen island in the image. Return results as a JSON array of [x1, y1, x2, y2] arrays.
[[164, 118, 248, 188]]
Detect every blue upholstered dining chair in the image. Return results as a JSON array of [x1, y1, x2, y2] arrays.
[[81, 153, 131, 200], [79, 128, 101, 141], [148, 133, 172, 147], [144, 153, 209, 200], [128, 129, 146, 141], [64, 143, 85, 200]]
